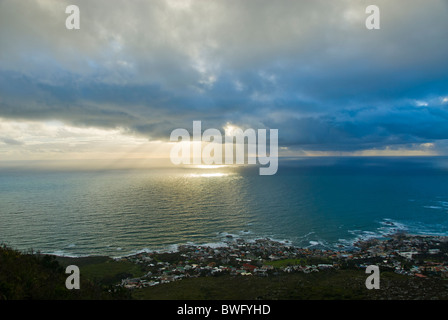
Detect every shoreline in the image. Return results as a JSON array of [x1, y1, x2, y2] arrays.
[[38, 229, 448, 260], [34, 217, 438, 259]]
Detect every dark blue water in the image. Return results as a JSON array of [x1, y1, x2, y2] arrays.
[[1, 157, 448, 257]]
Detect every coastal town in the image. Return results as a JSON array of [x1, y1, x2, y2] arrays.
[[116, 234, 448, 290]]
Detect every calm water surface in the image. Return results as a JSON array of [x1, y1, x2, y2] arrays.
[[1, 157, 448, 257]]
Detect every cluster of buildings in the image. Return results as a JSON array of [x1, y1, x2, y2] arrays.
[[117, 234, 448, 289], [352, 234, 448, 278]]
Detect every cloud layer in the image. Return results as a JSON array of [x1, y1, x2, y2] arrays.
[[1, 0, 448, 156]]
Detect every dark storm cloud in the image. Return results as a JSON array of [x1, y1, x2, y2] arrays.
[[0, 0, 448, 153]]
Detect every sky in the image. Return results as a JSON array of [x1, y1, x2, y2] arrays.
[[1, 0, 448, 166]]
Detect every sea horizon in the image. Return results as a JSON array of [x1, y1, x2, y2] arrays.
[[2, 156, 448, 258]]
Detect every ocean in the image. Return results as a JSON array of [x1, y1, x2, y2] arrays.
[[1, 157, 448, 257]]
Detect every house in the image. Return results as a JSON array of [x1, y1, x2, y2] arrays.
[[243, 263, 257, 272]]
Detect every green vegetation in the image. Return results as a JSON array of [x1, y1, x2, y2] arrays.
[[0, 244, 130, 300], [265, 258, 306, 268], [131, 272, 367, 300], [56, 256, 145, 286], [264, 257, 334, 268], [132, 270, 448, 300]]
